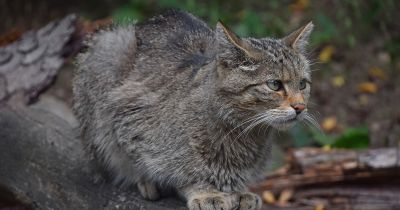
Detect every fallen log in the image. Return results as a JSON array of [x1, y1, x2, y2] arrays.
[[253, 147, 400, 192], [252, 148, 400, 210], [0, 106, 186, 210], [0, 14, 81, 105]]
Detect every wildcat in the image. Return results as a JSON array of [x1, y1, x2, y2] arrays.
[[73, 10, 314, 210]]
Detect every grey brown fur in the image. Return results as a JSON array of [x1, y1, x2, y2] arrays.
[[73, 10, 314, 210]]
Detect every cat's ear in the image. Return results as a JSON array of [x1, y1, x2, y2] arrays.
[[282, 22, 314, 53], [216, 21, 256, 58]]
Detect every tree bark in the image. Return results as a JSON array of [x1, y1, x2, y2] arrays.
[[0, 14, 81, 105], [0, 106, 186, 210], [252, 148, 400, 210]]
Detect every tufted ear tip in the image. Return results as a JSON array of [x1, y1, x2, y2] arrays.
[[282, 21, 314, 53]]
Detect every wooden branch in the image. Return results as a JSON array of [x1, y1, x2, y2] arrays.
[[253, 148, 400, 192], [0, 14, 81, 105], [0, 106, 186, 210], [292, 147, 400, 171], [253, 148, 400, 210]]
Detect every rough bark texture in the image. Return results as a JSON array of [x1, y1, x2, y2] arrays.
[[0, 106, 186, 210], [0, 14, 80, 105], [252, 148, 400, 210], [253, 147, 400, 192]]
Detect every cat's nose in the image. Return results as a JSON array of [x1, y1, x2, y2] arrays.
[[291, 103, 305, 115]]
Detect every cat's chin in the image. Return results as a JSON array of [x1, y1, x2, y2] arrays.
[[271, 120, 296, 131]]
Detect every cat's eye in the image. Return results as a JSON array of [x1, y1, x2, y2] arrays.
[[299, 79, 307, 90], [266, 80, 283, 91]]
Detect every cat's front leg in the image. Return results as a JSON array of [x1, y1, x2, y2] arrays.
[[178, 185, 261, 210]]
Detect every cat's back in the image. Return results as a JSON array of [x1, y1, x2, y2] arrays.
[[73, 22, 138, 138], [136, 10, 213, 48], [134, 10, 216, 80], [74, 24, 136, 101], [74, 11, 216, 120]]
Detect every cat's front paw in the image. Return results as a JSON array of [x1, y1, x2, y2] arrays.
[[234, 192, 262, 210], [188, 192, 235, 210]]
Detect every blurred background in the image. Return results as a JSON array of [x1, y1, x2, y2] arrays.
[[1, 0, 400, 209]]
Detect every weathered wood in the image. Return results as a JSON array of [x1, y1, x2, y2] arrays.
[[0, 15, 81, 105], [292, 147, 400, 171], [253, 148, 400, 210], [0, 106, 186, 210], [253, 148, 400, 192]]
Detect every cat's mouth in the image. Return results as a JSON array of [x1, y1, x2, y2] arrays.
[[270, 116, 298, 130], [271, 114, 299, 125], [256, 108, 305, 130]]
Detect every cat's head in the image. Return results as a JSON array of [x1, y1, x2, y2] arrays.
[[215, 21, 314, 130]]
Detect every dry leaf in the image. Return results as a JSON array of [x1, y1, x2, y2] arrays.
[[377, 52, 391, 64], [278, 189, 294, 206], [358, 94, 369, 106], [262, 191, 276, 204], [0, 27, 23, 47], [358, 82, 377, 94], [318, 45, 335, 62], [322, 117, 337, 132], [81, 18, 113, 34], [315, 203, 324, 210], [331, 75, 345, 87], [290, 0, 310, 12], [322, 144, 331, 151], [368, 67, 387, 80], [342, 161, 358, 169]]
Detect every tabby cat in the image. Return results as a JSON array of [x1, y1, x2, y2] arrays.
[[73, 10, 314, 210]]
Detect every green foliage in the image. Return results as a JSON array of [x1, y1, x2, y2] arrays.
[[385, 37, 400, 61], [111, 0, 399, 46], [289, 124, 315, 147], [289, 123, 370, 149], [310, 13, 337, 46], [111, 0, 289, 38], [331, 127, 369, 149], [302, 126, 370, 149], [112, 6, 142, 24]]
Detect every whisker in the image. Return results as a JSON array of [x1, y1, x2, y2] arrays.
[[236, 114, 271, 141], [303, 113, 323, 133], [222, 113, 265, 140], [239, 116, 266, 140], [310, 68, 322, 72], [230, 114, 266, 141], [309, 110, 323, 120], [308, 112, 321, 124], [252, 116, 274, 139], [307, 101, 319, 106]]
